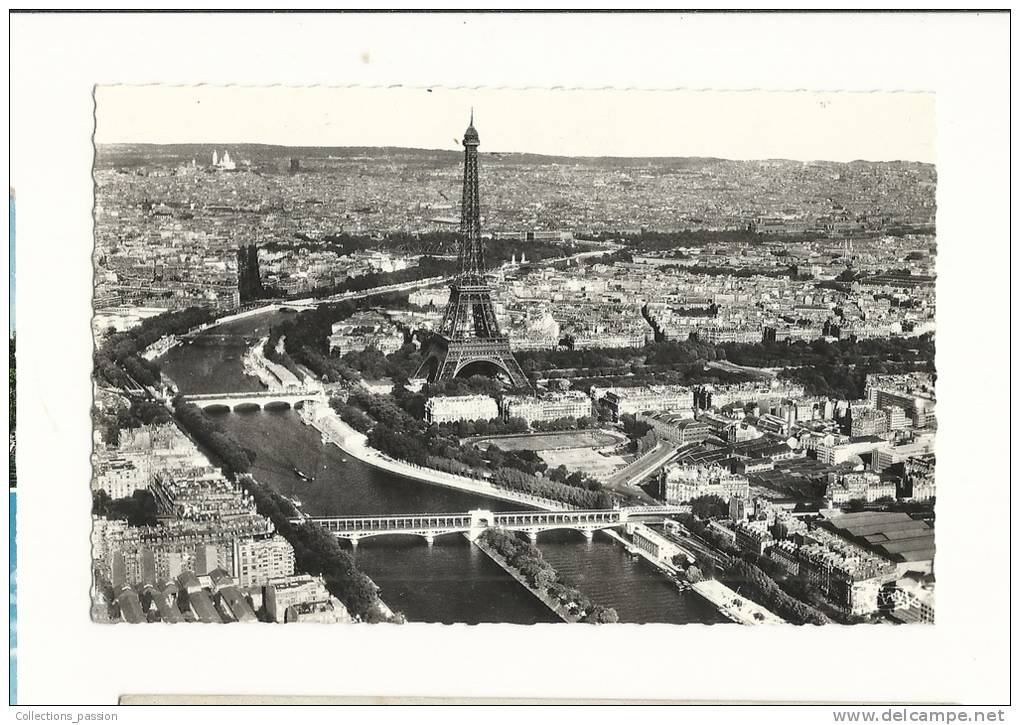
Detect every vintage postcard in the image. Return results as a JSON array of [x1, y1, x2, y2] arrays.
[[88, 85, 937, 628]]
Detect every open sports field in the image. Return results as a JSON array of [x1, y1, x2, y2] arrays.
[[473, 429, 623, 452], [539, 448, 628, 481]]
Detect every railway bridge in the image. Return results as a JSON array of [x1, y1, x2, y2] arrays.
[[296, 506, 690, 546]]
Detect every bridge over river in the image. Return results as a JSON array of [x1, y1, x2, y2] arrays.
[[182, 389, 327, 412], [295, 506, 691, 546]]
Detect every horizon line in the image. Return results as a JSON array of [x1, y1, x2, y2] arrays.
[[93, 141, 934, 166]]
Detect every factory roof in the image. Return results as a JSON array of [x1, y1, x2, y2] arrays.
[[821, 511, 935, 564]]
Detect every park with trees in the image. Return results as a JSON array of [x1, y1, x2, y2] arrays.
[[330, 388, 615, 509], [478, 528, 619, 624]]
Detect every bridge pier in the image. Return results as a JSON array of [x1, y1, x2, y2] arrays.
[[583, 530, 594, 542], [527, 531, 538, 543], [424, 534, 435, 546], [349, 538, 359, 550]]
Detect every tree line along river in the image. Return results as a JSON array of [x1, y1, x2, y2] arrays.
[[159, 310, 727, 625]]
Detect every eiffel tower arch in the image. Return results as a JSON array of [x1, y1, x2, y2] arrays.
[[417, 333, 530, 388], [415, 113, 531, 390]]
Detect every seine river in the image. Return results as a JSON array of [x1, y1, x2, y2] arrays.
[[160, 311, 726, 625]]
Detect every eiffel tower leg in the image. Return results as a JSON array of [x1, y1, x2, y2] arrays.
[[413, 351, 437, 381], [414, 337, 448, 382], [495, 351, 530, 389], [435, 352, 457, 382], [434, 346, 466, 383]]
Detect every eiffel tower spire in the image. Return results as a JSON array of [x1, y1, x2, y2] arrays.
[[460, 111, 484, 281], [414, 115, 530, 389]]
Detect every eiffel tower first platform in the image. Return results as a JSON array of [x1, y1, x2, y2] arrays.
[[415, 114, 531, 390]]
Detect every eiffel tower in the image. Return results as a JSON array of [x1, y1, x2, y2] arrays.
[[415, 113, 530, 389]]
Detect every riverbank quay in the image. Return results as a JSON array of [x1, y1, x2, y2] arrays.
[[601, 528, 680, 577], [690, 579, 787, 625], [298, 403, 573, 512], [468, 534, 578, 623], [242, 337, 283, 389], [621, 523, 785, 625], [241, 335, 318, 391], [602, 527, 776, 625]]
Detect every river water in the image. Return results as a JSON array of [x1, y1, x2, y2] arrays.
[[160, 310, 726, 625]]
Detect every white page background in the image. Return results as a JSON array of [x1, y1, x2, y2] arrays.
[[7, 10, 1012, 709]]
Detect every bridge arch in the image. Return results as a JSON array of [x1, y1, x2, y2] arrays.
[[232, 402, 263, 413], [202, 403, 232, 414], [262, 400, 293, 411], [341, 529, 464, 546]]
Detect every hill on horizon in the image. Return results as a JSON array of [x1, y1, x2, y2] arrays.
[[94, 142, 934, 170]]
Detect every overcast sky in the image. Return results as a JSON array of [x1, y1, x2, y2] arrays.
[[95, 85, 935, 163]]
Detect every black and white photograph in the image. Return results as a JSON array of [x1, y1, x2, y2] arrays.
[[89, 85, 937, 627], [7, 8, 1012, 715]]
